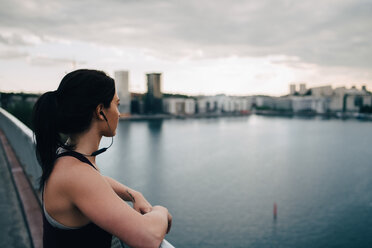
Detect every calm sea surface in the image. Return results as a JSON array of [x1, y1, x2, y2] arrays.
[[97, 115, 372, 248]]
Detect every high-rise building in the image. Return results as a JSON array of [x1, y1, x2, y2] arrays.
[[114, 70, 131, 114], [299, 83, 307, 95], [290, 84, 296, 95], [147, 73, 162, 98], [146, 73, 163, 113]]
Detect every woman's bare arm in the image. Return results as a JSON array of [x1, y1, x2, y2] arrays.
[[62, 163, 168, 248], [103, 176, 153, 214], [104, 176, 172, 233], [103, 176, 138, 201]]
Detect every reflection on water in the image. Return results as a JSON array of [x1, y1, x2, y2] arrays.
[[147, 120, 163, 134], [145, 120, 163, 195], [98, 116, 372, 248]]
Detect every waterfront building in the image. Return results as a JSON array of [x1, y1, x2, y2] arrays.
[[130, 93, 145, 114], [146, 73, 163, 113], [147, 73, 162, 99], [185, 99, 195, 114], [346, 95, 361, 112], [291, 96, 313, 112], [311, 85, 333, 97], [288, 82, 308, 95], [274, 97, 292, 111], [329, 87, 345, 112], [286, 84, 371, 113], [213, 95, 252, 113], [216, 95, 234, 112], [195, 95, 252, 114], [256, 96, 292, 111], [245, 96, 254, 111], [196, 97, 207, 113], [114, 70, 131, 114], [163, 98, 183, 115], [299, 83, 307, 95], [329, 97, 343, 112], [328, 86, 371, 113], [313, 98, 330, 114], [195, 97, 207, 113], [255, 96, 276, 109], [228, 97, 252, 113], [163, 98, 195, 115], [362, 95, 372, 107], [196, 96, 218, 113], [235, 98, 248, 112]]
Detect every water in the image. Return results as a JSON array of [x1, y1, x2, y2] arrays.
[[97, 115, 372, 248]]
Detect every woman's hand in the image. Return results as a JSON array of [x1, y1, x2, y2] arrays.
[[132, 191, 153, 214], [166, 211, 172, 234], [151, 206, 173, 234]]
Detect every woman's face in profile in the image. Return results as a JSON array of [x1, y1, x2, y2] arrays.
[[105, 91, 120, 136]]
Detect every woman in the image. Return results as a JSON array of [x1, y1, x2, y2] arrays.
[[32, 69, 172, 248]]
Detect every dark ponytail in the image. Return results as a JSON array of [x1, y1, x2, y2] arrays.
[[32, 69, 115, 189], [32, 91, 62, 189]]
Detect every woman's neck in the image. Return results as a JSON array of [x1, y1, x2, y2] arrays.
[[68, 130, 102, 162]]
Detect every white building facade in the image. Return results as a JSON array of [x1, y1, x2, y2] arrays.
[[196, 95, 252, 113], [114, 70, 131, 114], [163, 98, 195, 115]]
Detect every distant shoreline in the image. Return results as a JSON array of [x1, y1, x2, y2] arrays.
[[120, 112, 250, 121], [119, 111, 372, 121]]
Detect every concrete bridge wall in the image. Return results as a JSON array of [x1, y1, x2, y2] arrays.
[[0, 107, 41, 196]]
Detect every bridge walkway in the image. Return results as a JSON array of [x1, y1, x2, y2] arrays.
[[0, 135, 32, 248]]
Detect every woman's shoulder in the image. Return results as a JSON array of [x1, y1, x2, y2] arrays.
[[44, 155, 109, 228], [49, 156, 101, 193]]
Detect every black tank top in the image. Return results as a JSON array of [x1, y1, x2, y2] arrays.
[[43, 151, 112, 248]]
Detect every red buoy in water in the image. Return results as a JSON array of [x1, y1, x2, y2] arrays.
[[273, 202, 277, 219]]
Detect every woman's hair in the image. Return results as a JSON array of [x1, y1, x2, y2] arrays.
[[32, 69, 115, 189]]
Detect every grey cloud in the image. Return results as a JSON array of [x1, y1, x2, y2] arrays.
[[29, 56, 86, 67], [0, 0, 371, 68], [0, 49, 28, 59], [0, 33, 39, 46]]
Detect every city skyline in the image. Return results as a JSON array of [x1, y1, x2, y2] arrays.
[[0, 0, 371, 96]]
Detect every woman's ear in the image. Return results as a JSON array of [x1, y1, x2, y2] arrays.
[[95, 104, 105, 120]]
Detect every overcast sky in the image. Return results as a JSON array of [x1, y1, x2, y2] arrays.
[[0, 0, 371, 95]]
